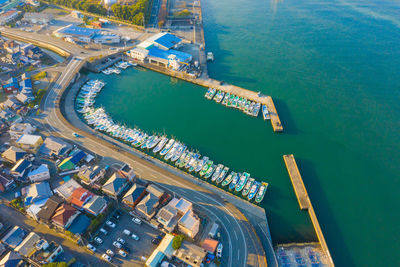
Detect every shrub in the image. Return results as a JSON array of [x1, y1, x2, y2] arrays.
[[172, 234, 184, 250]]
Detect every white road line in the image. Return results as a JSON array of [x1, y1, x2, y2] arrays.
[[237, 252, 240, 261], [233, 230, 238, 241]]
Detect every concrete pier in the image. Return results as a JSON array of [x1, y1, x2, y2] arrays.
[[135, 61, 284, 132], [283, 155, 334, 266]]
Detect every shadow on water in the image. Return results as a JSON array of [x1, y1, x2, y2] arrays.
[[298, 158, 355, 266], [274, 98, 300, 135]]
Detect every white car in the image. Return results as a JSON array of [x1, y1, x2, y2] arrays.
[[113, 241, 122, 249], [106, 249, 114, 256], [123, 229, 131, 236], [117, 238, 125, 244], [94, 237, 103, 244], [86, 244, 96, 252], [102, 254, 111, 262], [131, 233, 139, 241], [106, 221, 116, 228], [132, 217, 142, 225], [100, 228, 108, 235], [118, 250, 127, 257], [217, 243, 223, 258]]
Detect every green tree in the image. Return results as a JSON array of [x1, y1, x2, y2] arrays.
[[43, 262, 68, 267]]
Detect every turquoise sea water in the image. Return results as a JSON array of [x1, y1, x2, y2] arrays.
[[89, 0, 400, 266]]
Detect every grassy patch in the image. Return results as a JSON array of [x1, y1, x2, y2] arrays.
[[32, 71, 47, 80]]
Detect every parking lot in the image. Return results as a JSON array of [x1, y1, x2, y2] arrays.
[[90, 208, 162, 266]]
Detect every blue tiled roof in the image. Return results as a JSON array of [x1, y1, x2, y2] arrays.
[[70, 150, 86, 164], [154, 33, 181, 49], [148, 47, 192, 63], [21, 79, 32, 89], [59, 25, 100, 37]]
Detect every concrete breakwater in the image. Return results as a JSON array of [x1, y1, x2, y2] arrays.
[[283, 154, 334, 266]]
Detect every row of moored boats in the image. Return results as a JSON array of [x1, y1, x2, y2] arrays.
[[75, 80, 268, 204], [205, 88, 271, 120], [101, 61, 136, 75]]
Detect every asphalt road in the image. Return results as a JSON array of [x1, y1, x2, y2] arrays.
[[4, 29, 268, 266]]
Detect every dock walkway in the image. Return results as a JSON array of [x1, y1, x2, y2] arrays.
[[283, 155, 334, 267]]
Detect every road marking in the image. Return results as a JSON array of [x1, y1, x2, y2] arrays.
[[233, 230, 238, 241], [237, 252, 240, 261]]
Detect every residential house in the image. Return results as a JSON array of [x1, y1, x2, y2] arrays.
[[2, 97, 20, 109], [14, 232, 41, 257], [77, 165, 106, 185], [54, 179, 81, 200], [156, 198, 200, 238], [16, 92, 34, 104], [0, 173, 15, 192], [0, 108, 17, 122], [201, 238, 219, 254], [3, 40, 20, 54], [51, 203, 80, 229], [1, 146, 27, 163], [173, 241, 207, 267], [146, 184, 165, 199], [6, 52, 21, 64], [0, 251, 23, 267], [102, 172, 128, 199], [39, 136, 72, 158], [1, 226, 27, 249], [10, 158, 32, 178], [135, 193, 160, 220], [27, 164, 50, 182], [69, 187, 93, 209], [30, 241, 63, 264], [57, 150, 86, 170], [35, 195, 63, 223], [122, 183, 146, 208], [23, 182, 52, 206], [8, 123, 36, 140], [16, 134, 43, 150], [83, 195, 108, 216], [118, 163, 136, 181]]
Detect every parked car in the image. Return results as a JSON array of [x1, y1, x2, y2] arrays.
[[106, 221, 116, 228], [106, 249, 114, 257], [102, 254, 111, 262], [87, 244, 96, 252], [113, 241, 122, 249], [121, 246, 130, 253], [132, 217, 142, 225], [118, 250, 127, 257], [217, 243, 223, 258], [100, 228, 108, 235], [131, 233, 139, 241], [152, 237, 161, 245], [123, 229, 131, 236], [117, 238, 125, 244], [94, 237, 103, 244]]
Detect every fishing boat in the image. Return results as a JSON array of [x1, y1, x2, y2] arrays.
[[195, 156, 209, 173], [141, 135, 154, 149], [229, 173, 241, 190], [262, 105, 270, 120], [179, 152, 193, 168], [211, 164, 223, 182], [186, 153, 199, 169], [153, 137, 168, 153], [242, 178, 255, 197], [159, 139, 175, 156], [235, 172, 250, 192], [189, 156, 201, 172], [216, 166, 229, 184], [253, 102, 261, 117], [165, 142, 180, 161], [247, 182, 260, 201], [175, 150, 188, 167], [171, 145, 186, 162], [255, 182, 268, 203], [221, 171, 236, 187], [204, 164, 216, 179], [148, 136, 161, 149], [205, 88, 216, 100], [199, 160, 212, 176]]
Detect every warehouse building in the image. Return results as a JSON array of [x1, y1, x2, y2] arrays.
[[53, 24, 120, 44]]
